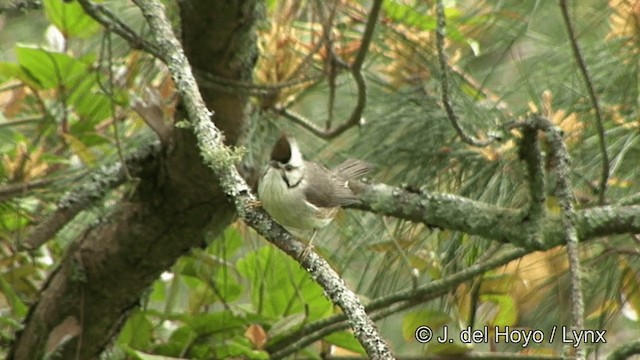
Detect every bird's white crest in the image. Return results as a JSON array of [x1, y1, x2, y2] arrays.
[[287, 137, 304, 168]]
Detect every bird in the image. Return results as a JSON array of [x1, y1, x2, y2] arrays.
[[257, 134, 373, 253]]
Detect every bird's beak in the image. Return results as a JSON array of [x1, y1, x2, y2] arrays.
[[269, 160, 281, 169]]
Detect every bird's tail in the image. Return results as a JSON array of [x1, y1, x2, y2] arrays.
[[333, 159, 374, 180]]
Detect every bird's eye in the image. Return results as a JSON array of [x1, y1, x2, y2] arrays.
[[284, 164, 294, 171]]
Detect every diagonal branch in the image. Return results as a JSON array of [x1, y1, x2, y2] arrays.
[[131, 0, 394, 358], [20, 142, 159, 250], [76, 0, 163, 59], [559, 0, 609, 205]]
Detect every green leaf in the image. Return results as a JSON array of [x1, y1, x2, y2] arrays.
[[383, 1, 436, 31], [187, 311, 246, 336], [211, 266, 242, 303], [0, 274, 28, 317], [62, 133, 96, 166], [236, 246, 332, 319], [0, 62, 43, 88], [323, 331, 366, 355], [118, 310, 153, 349], [44, 0, 100, 38], [267, 313, 306, 338], [125, 348, 187, 360], [188, 247, 244, 304], [0, 207, 30, 232], [150, 278, 167, 303], [382, 1, 470, 44], [16, 45, 91, 90], [203, 336, 269, 360], [480, 294, 517, 327], [67, 78, 114, 125], [208, 226, 244, 258], [154, 325, 194, 357], [401, 309, 452, 341], [427, 341, 472, 355]]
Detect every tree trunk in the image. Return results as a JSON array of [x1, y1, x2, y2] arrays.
[[8, 1, 261, 359]]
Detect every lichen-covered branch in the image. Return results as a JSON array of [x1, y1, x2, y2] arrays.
[[356, 182, 640, 249], [20, 142, 159, 250], [131, 0, 395, 358]]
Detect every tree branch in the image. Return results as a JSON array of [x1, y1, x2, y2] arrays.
[[355, 182, 640, 249], [19, 143, 159, 250], [76, 0, 163, 59], [131, 0, 394, 358]]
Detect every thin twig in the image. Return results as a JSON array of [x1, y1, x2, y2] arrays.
[[0, 172, 85, 202], [76, 0, 163, 59], [195, 69, 323, 96], [98, 30, 132, 180], [315, 0, 340, 130], [559, 0, 609, 205], [435, 0, 495, 147], [279, 0, 383, 139], [0, 116, 46, 128]]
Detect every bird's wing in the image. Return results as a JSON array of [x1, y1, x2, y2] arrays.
[[303, 162, 359, 208]]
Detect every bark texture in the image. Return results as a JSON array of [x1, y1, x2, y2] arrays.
[[9, 1, 260, 359]]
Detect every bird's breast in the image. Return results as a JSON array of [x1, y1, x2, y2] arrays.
[[258, 169, 336, 230]]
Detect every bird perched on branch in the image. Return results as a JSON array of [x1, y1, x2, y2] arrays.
[[258, 134, 373, 252]]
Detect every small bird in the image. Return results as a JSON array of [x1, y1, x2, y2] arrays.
[[258, 134, 373, 251]]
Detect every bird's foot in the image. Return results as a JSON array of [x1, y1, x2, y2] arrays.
[[300, 242, 315, 258], [247, 199, 262, 208]]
